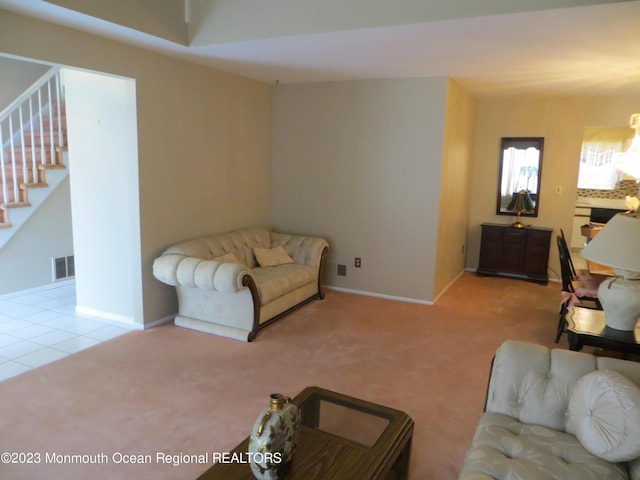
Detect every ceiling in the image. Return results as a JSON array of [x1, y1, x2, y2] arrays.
[[1, 0, 640, 97]]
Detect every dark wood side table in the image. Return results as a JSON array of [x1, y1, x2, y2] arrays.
[[477, 223, 552, 284], [565, 307, 640, 355], [197, 386, 414, 480]]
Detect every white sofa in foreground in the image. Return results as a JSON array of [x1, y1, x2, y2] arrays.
[[153, 228, 328, 342], [460, 340, 640, 479]]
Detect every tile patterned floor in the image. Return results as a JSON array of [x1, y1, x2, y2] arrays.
[[0, 282, 134, 382]]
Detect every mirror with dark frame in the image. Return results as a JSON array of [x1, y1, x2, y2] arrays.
[[496, 137, 544, 217]]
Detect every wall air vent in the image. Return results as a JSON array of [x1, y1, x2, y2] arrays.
[[52, 255, 75, 281]]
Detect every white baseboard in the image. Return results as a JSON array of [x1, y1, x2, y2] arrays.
[[0, 279, 75, 301], [324, 285, 433, 306], [75, 308, 175, 330], [143, 314, 175, 330], [75, 305, 140, 330], [432, 270, 466, 304]]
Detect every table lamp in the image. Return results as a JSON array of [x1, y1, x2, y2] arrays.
[[581, 212, 640, 330], [506, 190, 534, 228]]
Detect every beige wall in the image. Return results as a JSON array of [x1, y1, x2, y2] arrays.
[[0, 56, 49, 110], [0, 177, 73, 294], [434, 80, 476, 298], [272, 78, 449, 303], [467, 94, 640, 280], [0, 10, 272, 324]]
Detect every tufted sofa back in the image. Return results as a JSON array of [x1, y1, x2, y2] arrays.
[[486, 340, 640, 432], [162, 228, 271, 268]]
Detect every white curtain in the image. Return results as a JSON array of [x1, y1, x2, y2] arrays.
[[578, 139, 622, 189], [500, 147, 539, 196]]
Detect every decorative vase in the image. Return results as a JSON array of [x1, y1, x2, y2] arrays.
[[598, 274, 640, 331], [248, 393, 300, 480]]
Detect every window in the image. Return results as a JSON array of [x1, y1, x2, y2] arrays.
[[578, 127, 633, 190]]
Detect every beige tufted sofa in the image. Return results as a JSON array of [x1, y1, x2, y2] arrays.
[[460, 340, 640, 479], [153, 228, 328, 342]]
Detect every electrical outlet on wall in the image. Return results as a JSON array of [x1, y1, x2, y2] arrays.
[[355, 257, 361, 268]]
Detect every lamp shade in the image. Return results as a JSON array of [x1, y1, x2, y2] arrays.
[[581, 213, 640, 272], [506, 190, 534, 213]]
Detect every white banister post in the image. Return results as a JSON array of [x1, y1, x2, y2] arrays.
[[18, 106, 28, 184], [38, 89, 45, 169], [47, 79, 54, 166], [55, 72, 63, 149], [28, 96, 36, 148], [28, 97, 37, 182], [26, 97, 38, 183], [8, 116, 19, 202], [0, 124, 7, 203]]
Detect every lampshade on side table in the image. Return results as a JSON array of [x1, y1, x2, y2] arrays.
[[581, 212, 640, 331], [506, 190, 534, 228]]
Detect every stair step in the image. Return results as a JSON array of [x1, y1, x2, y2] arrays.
[[40, 116, 66, 129], [2, 154, 65, 189], [3, 147, 56, 163], [2, 201, 31, 209], [0, 188, 29, 205], [6, 145, 60, 152], [0, 159, 67, 175], [23, 131, 67, 147], [49, 102, 66, 113], [0, 204, 11, 228], [3, 156, 64, 173], [1, 171, 40, 185]]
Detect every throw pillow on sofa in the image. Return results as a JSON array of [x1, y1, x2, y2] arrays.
[[566, 369, 640, 462], [253, 245, 294, 267], [213, 252, 244, 265]]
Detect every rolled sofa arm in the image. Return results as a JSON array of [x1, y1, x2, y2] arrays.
[[153, 254, 252, 293], [271, 233, 329, 267]]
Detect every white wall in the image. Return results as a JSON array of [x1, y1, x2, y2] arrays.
[[272, 78, 449, 303], [64, 69, 142, 326]]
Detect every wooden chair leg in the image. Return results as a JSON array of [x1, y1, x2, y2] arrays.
[[555, 305, 568, 344]]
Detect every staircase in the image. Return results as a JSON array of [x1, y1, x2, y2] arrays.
[[0, 68, 68, 238]]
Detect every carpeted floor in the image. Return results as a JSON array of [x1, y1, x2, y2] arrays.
[[0, 273, 579, 479]]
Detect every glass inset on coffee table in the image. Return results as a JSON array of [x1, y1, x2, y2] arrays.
[[197, 386, 414, 480], [566, 307, 640, 356]]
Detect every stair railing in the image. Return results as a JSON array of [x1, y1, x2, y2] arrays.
[[0, 67, 64, 206]]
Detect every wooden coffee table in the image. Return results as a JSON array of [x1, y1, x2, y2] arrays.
[[565, 307, 640, 356], [197, 386, 414, 480]]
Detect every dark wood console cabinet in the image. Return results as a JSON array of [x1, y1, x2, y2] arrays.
[[477, 223, 552, 284]]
